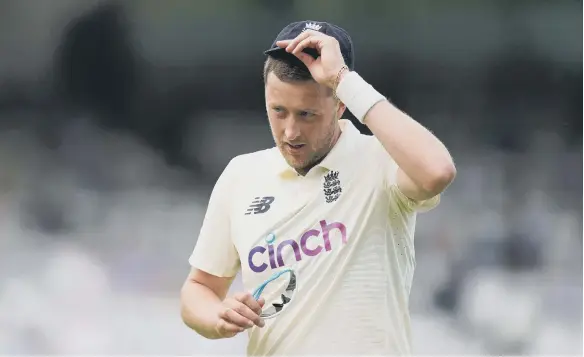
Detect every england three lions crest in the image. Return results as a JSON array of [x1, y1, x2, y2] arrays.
[[323, 170, 342, 203]]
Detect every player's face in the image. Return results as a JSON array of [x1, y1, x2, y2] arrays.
[[265, 72, 345, 175]]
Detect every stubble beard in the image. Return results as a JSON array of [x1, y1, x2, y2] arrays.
[[277, 120, 341, 176]]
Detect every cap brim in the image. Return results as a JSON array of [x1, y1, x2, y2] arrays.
[[264, 47, 283, 56], [264, 47, 320, 59]]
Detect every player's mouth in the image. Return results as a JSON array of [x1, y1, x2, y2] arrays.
[[285, 143, 306, 154]]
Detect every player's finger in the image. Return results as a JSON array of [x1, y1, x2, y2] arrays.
[[292, 37, 320, 56], [258, 297, 265, 308], [230, 301, 265, 327], [220, 306, 253, 328], [284, 31, 312, 52], [216, 318, 244, 337], [239, 295, 266, 327], [294, 51, 316, 67], [276, 39, 292, 48], [238, 293, 263, 315]]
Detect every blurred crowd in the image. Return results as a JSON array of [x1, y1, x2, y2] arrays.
[[0, 0, 581, 355]]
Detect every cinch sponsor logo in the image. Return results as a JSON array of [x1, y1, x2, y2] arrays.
[[248, 220, 347, 273]]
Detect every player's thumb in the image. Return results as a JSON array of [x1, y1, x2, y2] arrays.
[[295, 52, 314, 67], [258, 297, 265, 308]]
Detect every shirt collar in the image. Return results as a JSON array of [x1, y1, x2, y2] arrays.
[[273, 119, 358, 177]]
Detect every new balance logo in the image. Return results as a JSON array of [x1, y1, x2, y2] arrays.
[[245, 196, 275, 215]]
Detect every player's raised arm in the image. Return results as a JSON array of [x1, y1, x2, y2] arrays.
[[340, 84, 456, 202], [279, 30, 456, 202], [180, 158, 265, 339]]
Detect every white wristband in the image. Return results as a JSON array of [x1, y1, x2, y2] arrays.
[[335, 71, 386, 123]]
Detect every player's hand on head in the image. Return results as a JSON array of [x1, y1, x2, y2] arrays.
[[276, 30, 346, 89], [215, 292, 266, 338]]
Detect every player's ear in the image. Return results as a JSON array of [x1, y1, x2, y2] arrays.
[[335, 100, 346, 120]]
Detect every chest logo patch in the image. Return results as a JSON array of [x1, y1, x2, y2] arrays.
[[323, 170, 342, 203]]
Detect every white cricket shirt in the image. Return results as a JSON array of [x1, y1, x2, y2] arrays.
[[189, 119, 439, 356]]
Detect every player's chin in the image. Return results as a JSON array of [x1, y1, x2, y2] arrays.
[[283, 154, 310, 170]]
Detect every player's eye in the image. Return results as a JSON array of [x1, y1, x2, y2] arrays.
[[272, 107, 287, 117], [298, 111, 314, 118]]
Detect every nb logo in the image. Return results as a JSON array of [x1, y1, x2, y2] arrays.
[[245, 196, 275, 215]]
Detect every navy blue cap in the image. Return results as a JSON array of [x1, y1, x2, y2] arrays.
[[264, 20, 354, 70]]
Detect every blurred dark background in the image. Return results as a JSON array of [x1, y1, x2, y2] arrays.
[[0, 0, 581, 355]]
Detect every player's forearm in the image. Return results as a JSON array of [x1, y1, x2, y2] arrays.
[[363, 100, 455, 194], [180, 281, 224, 339], [335, 70, 454, 195]]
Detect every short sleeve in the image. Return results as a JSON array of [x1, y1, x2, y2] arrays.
[[371, 137, 440, 213], [188, 158, 240, 277]]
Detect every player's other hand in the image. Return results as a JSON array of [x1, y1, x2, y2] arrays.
[[215, 292, 266, 338]]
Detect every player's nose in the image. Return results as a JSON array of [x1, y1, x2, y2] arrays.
[[284, 120, 301, 141]]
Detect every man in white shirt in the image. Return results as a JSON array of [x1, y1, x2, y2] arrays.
[[180, 20, 456, 356]]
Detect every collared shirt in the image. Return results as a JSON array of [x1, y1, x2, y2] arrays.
[[189, 119, 440, 356]]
